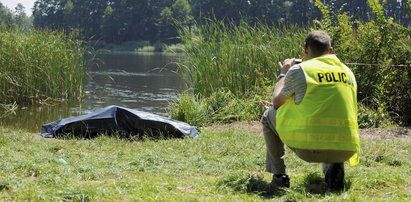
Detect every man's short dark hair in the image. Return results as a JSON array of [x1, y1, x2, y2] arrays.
[[304, 31, 332, 56]]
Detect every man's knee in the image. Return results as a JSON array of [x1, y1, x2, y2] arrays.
[[291, 148, 355, 163], [261, 108, 277, 131]]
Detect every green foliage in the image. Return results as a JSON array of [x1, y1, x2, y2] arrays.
[[0, 2, 31, 29], [368, 0, 385, 21], [91, 40, 169, 53], [96, 40, 150, 52], [158, 0, 194, 43], [168, 89, 269, 126], [408, 0, 411, 17], [135, 46, 156, 53], [217, 173, 271, 194], [63, 0, 74, 15], [164, 43, 185, 53], [315, 0, 411, 125], [0, 29, 88, 105], [358, 103, 379, 128], [171, 0, 193, 24], [314, 0, 332, 28], [168, 93, 210, 126], [33, 0, 195, 44], [31, 0, 410, 45], [178, 20, 305, 97], [358, 102, 395, 128], [135, 41, 167, 52], [153, 41, 166, 52], [171, 0, 411, 126], [0, 103, 17, 118]]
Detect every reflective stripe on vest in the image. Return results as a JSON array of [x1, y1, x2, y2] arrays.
[[276, 54, 360, 166]]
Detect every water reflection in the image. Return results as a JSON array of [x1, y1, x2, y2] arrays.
[[0, 52, 184, 132]]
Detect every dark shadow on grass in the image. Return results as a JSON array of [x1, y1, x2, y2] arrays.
[[302, 172, 352, 195], [53, 128, 184, 142], [218, 174, 286, 199], [303, 172, 327, 195], [246, 176, 287, 198], [0, 182, 10, 191]]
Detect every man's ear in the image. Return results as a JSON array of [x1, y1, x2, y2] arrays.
[[329, 47, 334, 54], [304, 44, 309, 54]]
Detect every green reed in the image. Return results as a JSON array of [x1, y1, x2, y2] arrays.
[[174, 16, 411, 126], [0, 29, 87, 105], [178, 21, 307, 98]]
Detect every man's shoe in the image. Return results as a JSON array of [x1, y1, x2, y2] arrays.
[[325, 163, 344, 192], [270, 174, 290, 188]]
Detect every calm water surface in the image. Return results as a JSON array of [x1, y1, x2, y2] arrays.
[[1, 52, 184, 132]]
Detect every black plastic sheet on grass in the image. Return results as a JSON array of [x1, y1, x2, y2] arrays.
[[41, 105, 199, 139]]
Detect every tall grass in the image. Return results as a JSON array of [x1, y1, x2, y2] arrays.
[[168, 89, 269, 126], [171, 2, 411, 126], [178, 21, 307, 97], [0, 29, 87, 105], [171, 22, 307, 125]]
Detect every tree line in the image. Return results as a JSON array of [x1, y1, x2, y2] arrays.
[[2, 0, 411, 44], [0, 2, 31, 29]]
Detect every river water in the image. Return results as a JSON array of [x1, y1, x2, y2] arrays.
[[0, 52, 184, 133]]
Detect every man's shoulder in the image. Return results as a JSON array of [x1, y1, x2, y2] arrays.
[[285, 64, 304, 78], [281, 64, 307, 104], [289, 64, 302, 71]]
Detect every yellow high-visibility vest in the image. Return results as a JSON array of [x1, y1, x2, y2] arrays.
[[276, 54, 360, 166]]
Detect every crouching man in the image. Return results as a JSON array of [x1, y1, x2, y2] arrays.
[[261, 31, 360, 192]]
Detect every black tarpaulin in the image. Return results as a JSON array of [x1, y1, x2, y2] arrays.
[[41, 105, 199, 139]]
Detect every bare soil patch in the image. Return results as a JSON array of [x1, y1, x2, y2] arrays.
[[205, 121, 411, 140]]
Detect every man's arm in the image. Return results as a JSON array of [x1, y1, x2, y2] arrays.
[[272, 58, 295, 109]]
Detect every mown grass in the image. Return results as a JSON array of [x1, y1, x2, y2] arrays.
[[0, 29, 87, 105], [0, 125, 409, 200]]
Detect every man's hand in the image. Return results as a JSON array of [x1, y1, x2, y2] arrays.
[[278, 58, 295, 74], [259, 100, 273, 109], [272, 58, 294, 109]]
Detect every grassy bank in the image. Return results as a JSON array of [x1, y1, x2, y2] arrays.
[[0, 125, 410, 200], [0, 29, 87, 105]]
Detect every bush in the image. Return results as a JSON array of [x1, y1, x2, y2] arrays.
[[168, 89, 268, 126], [357, 102, 395, 128], [0, 29, 88, 105], [98, 40, 151, 52], [315, 0, 411, 125], [135, 46, 155, 52], [153, 41, 166, 52], [164, 43, 185, 53], [168, 93, 210, 126]]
